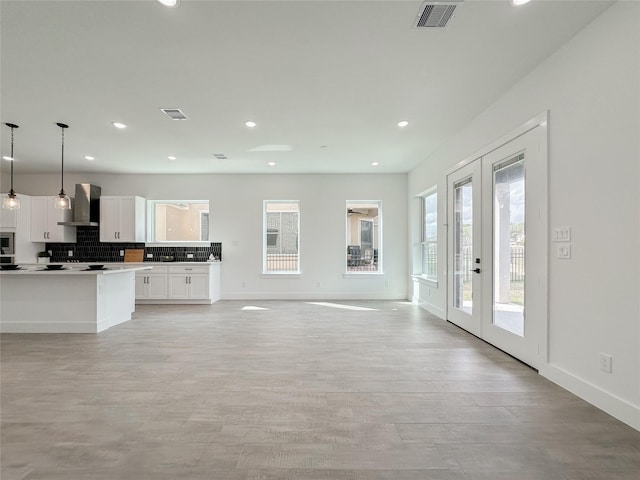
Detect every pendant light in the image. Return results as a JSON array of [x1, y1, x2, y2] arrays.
[[55, 122, 71, 209], [2, 123, 20, 210]]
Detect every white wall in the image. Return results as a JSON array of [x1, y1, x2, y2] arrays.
[[408, 1, 639, 429], [15, 173, 408, 300]]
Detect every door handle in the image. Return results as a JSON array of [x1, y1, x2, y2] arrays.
[[471, 268, 481, 274]]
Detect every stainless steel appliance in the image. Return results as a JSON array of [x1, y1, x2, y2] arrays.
[[0, 232, 15, 264], [57, 184, 101, 226]]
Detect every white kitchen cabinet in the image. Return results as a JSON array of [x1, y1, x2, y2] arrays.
[[168, 265, 210, 300], [135, 269, 168, 300], [100, 196, 145, 243], [168, 273, 209, 299], [30, 196, 76, 243], [133, 263, 219, 304]]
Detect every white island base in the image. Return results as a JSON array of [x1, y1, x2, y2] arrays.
[[0, 267, 150, 333]]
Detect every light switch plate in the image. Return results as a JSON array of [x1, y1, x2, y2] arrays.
[[552, 226, 571, 242], [557, 243, 571, 259], [187, 253, 194, 258]]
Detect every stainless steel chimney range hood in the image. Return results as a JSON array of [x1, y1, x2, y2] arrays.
[[58, 184, 101, 227]]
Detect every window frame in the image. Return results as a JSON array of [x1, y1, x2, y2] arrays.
[[262, 200, 301, 275], [146, 199, 211, 246], [421, 188, 438, 283], [345, 200, 383, 275]]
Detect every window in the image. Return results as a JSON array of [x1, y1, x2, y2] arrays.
[[147, 200, 210, 243], [264, 201, 300, 274], [346, 201, 381, 273], [422, 190, 437, 281]]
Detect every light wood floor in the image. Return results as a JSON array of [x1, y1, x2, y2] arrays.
[[2, 300, 639, 479]]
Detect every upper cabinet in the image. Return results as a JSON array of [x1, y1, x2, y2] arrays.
[[100, 196, 145, 243], [30, 196, 77, 243]]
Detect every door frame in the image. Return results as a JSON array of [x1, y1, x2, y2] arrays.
[[444, 112, 549, 367]]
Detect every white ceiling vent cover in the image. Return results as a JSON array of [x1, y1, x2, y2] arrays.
[[415, 1, 462, 28], [160, 108, 189, 120]]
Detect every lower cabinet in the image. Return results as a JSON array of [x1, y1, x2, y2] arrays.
[[168, 273, 208, 299], [135, 263, 220, 304], [135, 271, 168, 300]]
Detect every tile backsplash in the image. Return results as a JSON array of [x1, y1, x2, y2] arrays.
[[46, 226, 222, 263]]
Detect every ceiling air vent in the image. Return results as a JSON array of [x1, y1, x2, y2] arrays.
[[160, 108, 189, 120], [415, 1, 462, 28]]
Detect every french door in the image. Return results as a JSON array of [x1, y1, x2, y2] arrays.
[[447, 124, 547, 368], [447, 160, 482, 337]]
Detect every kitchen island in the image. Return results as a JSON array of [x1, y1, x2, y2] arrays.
[[0, 266, 152, 333]]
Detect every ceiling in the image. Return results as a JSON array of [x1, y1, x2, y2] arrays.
[[0, 0, 612, 175]]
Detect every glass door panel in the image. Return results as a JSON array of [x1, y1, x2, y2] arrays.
[[493, 155, 525, 336], [453, 179, 473, 315]]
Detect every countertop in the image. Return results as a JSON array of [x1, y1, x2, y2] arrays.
[[0, 266, 152, 276]]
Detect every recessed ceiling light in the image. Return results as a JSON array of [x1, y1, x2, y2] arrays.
[[244, 121, 257, 128], [371, 162, 379, 166], [2, 156, 14, 161], [168, 156, 177, 161], [397, 120, 409, 128], [112, 122, 127, 129], [268, 162, 276, 166], [84, 155, 95, 161], [512, 0, 531, 5], [157, 0, 179, 7]]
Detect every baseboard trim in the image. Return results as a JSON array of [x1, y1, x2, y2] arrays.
[[222, 292, 405, 300], [540, 363, 640, 431], [417, 300, 445, 320], [0, 321, 98, 334]]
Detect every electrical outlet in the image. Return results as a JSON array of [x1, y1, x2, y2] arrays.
[[557, 243, 571, 259], [120, 250, 124, 256], [187, 253, 194, 259], [146, 254, 153, 259], [68, 250, 73, 257], [599, 353, 612, 373]]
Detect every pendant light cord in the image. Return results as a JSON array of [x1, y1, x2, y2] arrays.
[[9, 126, 15, 194], [60, 125, 65, 195], [55, 122, 70, 196]]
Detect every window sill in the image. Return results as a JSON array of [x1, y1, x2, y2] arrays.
[[343, 272, 384, 278], [145, 242, 211, 247], [261, 273, 302, 279], [411, 274, 438, 288]]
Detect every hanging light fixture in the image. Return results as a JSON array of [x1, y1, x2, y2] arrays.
[[55, 122, 71, 209], [2, 123, 20, 210]]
